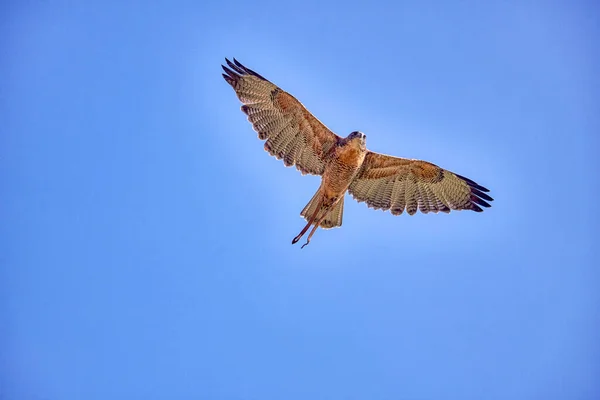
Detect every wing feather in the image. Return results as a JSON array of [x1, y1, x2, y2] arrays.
[[405, 177, 418, 216], [349, 151, 493, 216], [417, 181, 431, 213], [390, 178, 406, 215], [223, 58, 341, 176]]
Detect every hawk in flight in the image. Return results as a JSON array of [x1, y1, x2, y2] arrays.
[[222, 58, 493, 248]]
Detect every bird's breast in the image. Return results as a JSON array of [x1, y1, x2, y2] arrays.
[[321, 143, 367, 198]]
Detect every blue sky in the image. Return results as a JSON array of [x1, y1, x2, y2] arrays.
[[2, 1, 599, 399]]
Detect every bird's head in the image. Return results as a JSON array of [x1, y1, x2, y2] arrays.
[[347, 131, 367, 142], [346, 131, 367, 149]]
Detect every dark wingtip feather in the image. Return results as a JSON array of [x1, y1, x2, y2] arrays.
[[232, 58, 268, 81], [454, 173, 494, 211], [221, 58, 271, 82], [456, 173, 490, 192], [222, 65, 240, 79], [471, 187, 494, 202], [222, 73, 234, 85], [226, 58, 245, 74], [471, 204, 484, 212], [471, 195, 491, 208]]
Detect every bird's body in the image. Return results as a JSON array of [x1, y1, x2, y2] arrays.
[[322, 135, 367, 201], [222, 58, 493, 248]]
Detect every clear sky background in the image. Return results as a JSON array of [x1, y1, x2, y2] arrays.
[[2, 1, 599, 399]]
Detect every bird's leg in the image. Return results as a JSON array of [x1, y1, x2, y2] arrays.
[[300, 207, 331, 249], [292, 198, 324, 245]]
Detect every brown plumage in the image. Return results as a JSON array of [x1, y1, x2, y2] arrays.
[[222, 58, 493, 248]]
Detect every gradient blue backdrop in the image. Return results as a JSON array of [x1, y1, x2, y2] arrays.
[[2, 1, 599, 399]]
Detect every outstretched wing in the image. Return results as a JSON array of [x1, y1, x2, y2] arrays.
[[222, 58, 341, 176], [348, 151, 493, 215]]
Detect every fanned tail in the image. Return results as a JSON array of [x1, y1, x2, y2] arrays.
[[300, 192, 344, 229]]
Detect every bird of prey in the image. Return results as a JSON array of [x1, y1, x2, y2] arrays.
[[222, 58, 493, 248]]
